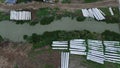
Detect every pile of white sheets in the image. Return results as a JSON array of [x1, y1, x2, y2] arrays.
[[104, 41, 120, 64], [70, 39, 86, 55], [10, 10, 31, 20], [52, 41, 68, 50], [61, 52, 69, 68], [82, 8, 106, 20], [87, 40, 104, 64]]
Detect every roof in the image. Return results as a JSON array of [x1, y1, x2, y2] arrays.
[[5, 0, 16, 4]]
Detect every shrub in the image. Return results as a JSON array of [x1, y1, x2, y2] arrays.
[[17, 0, 26, 3], [105, 16, 119, 23], [0, 35, 3, 42], [32, 41, 48, 49], [84, 0, 99, 3], [62, 0, 71, 3], [55, 14, 63, 20], [23, 35, 28, 40], [102, 30, 120, 41], [24, 30, 100, 49], [40, 16, 55, 25], [36, 8, 50, 18], [76, 16, 86, 22], [29, 20, 39, 26], [0, 12, 9, 21], [0, 0, 4, 3]]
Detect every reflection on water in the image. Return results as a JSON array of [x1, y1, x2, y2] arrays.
[[0, 18, 119, 42]]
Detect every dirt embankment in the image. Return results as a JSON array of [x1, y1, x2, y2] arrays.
[[0, 41, 60, 68], [0, 0, 118, 12]]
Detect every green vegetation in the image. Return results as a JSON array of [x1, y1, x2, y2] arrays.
[[105, 16, 119, 23], [35, 8, 85, 25], [102, 30, 120, 41], [76, 16, 86, 22], [84, 0, 100, 3], [44, 64, 54, 68], [40, 16, 55, 25], [36, 8, 51, 18], [17, 0, 32, 3], [36, 8, 57, 25], [17, 0, 25, 3], [24, 30, 120, 49], [0, 0, 4, 3], [0, 35, 3, 42], [0, 7, 119, 25], [23, 30, 100, 49], [14, 64, 18, 68], [62, 0, 71, 3], [100, 7, 119, 24], [0, 12, 9, 21]]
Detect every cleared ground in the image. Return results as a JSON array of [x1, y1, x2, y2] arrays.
[[0, 42, 60, 68]]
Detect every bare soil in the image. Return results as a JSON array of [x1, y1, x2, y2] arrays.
[[0, 0, 118, 12], [0, 42, 60, 68]]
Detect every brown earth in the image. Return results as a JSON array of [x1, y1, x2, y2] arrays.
[[0, 0, 118, 12], [0, 41, 60, 68]]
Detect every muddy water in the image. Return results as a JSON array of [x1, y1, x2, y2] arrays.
[[0, 17, 119, 42]]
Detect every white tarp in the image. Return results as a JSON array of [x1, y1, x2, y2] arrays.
[[109, 7, 114, 15], [104, 41, 120, 64], [87, 40, 104, 64], [10, 11, 31, 20], [70, 39, 86, 55], [61, 52, 69, 68], [82, 8, 105, 20], [52, 41, 68, 50]]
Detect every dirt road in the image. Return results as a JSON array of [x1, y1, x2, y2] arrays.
[[0, 0, 118, 11]]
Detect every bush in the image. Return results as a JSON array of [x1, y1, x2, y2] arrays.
[[62, 0, 71, 3], [34, 0, 43, 2], [0, 12, 9, 21], [36, 8, 50, 18], [17, 0, 26, 3], [40, 16, 55, 25], [76, 16, 86, 22], [23, 35, 28, 40], [105, 16, 119, 23], [29, 20, 39, 26], [24, 30, 100, 49], [32, 41, 48, 49], [0, 35, 3, 42], [102, 30, 120, 41], [0, 0, 4, 3], [84, 0, 99, 3]]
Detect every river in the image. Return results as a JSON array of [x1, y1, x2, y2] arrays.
[[0, 17, 119, 42]]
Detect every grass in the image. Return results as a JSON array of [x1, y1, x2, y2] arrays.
[[14, 64, 18, 68], [62, 0, 71, 3], [44, 64, 54, 68], [100, 7, 111, 16], [100, 7, 119, 16], [84, 0, 100, 3], [0, 0, 4, 3]]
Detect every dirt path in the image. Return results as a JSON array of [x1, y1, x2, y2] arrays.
[[0, 0, 118, 11]]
